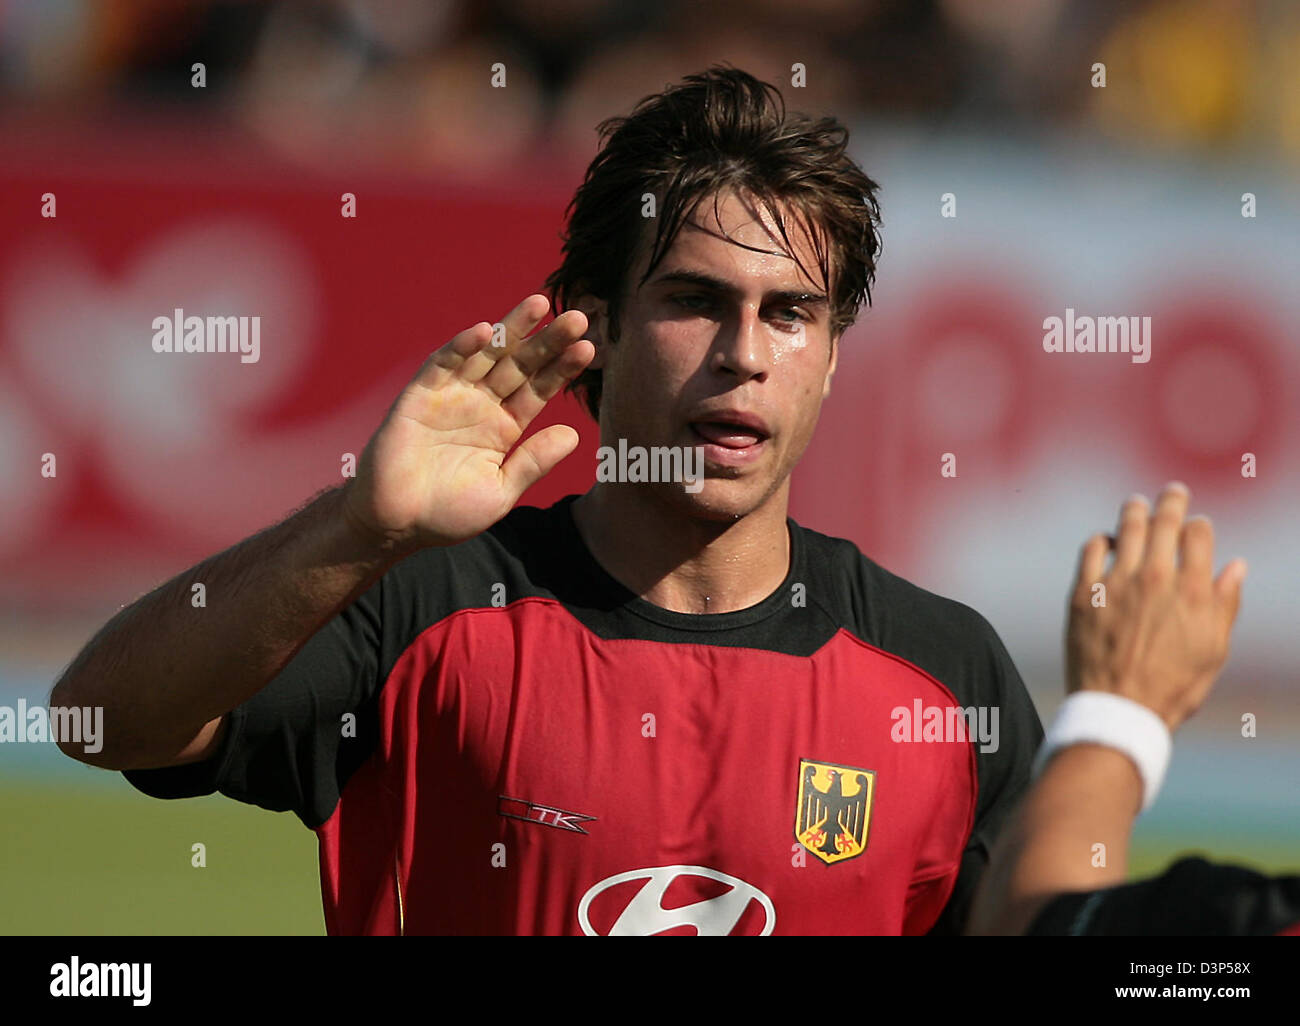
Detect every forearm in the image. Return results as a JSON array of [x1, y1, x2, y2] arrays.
[[51, 484, 411, 769], [966, 744, 1141, 935]]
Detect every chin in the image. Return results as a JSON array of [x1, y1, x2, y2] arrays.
[[659, 476, 770, 523]]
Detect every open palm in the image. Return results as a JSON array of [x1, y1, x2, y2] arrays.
[[343, 294, 594, 551]]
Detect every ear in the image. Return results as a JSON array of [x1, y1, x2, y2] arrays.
[[571, 294, 610, 369], [821, 332, 840, 399]]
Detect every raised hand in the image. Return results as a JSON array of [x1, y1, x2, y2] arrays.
[[342, 294, 594, 552], [1066, 482, 1247, 731]]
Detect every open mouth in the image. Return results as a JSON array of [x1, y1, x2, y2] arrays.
[[688, 420, 770, 468], [689, 421, 768, 449]]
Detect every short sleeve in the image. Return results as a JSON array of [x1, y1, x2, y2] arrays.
[[123, 575, 385, 829], [927, 619, 1044, 934]]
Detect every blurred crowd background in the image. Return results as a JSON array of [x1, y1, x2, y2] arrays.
[[4, 0, 1300, 171], [1, 0, 1297, 934]]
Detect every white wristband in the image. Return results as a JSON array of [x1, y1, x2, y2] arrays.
[[1031, 691, 1172, 812]]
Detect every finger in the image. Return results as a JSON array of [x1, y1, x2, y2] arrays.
[[1073, 532, 1109, 603], [1145, 481, 1191, 573], [1112, 494, 1150, 576], [410, 322, 493, 390], [1214, 557, 1247, 629], [501, 338, 595, 428], [480, 309, 588, 402], [499, 423, 581, 499], [1179, 514, 1215, 585], [460, 294, 551, 384]]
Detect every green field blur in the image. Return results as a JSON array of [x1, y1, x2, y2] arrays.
[[1, 781, 322, 935], [3, 779, 1296, 934]]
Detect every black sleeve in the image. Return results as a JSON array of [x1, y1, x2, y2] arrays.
[[1028, 857, 1300, 936], [122, 574, 385, 830], [928, 617, 1044, 935]]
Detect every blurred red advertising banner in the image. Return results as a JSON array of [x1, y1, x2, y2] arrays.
[[0, 133, 599, 612]]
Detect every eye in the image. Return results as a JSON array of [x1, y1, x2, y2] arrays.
[[672, 293, 714, 312], [770, 306, 808, 331]]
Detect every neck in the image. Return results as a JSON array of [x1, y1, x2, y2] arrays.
[[571, 482, 792, 615]]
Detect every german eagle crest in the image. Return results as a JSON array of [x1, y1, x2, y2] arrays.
[[795, 759, 875, 865]]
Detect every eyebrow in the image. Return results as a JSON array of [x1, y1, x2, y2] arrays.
[[648, 269, 828, 309]]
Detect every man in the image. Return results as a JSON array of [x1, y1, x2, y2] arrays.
[[968, 482, 1300, 936], [52, 67, 1042, 935]]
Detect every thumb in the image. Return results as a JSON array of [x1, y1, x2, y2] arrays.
[[500, 423, 581, 500]]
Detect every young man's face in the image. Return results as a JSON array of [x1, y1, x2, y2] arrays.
[[583, 188, 840, 522]]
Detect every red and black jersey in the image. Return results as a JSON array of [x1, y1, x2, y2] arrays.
[[1028, 856, 1300, 936], [124, 494, 1043, 935]]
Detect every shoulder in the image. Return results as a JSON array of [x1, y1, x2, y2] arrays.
[[380, 497, 575, 617], [796, 520, 1007, 656]]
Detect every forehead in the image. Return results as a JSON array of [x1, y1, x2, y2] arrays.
[[639, 189, 828, 293]]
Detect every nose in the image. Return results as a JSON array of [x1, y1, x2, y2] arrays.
[[709, 304, 769, 383]]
